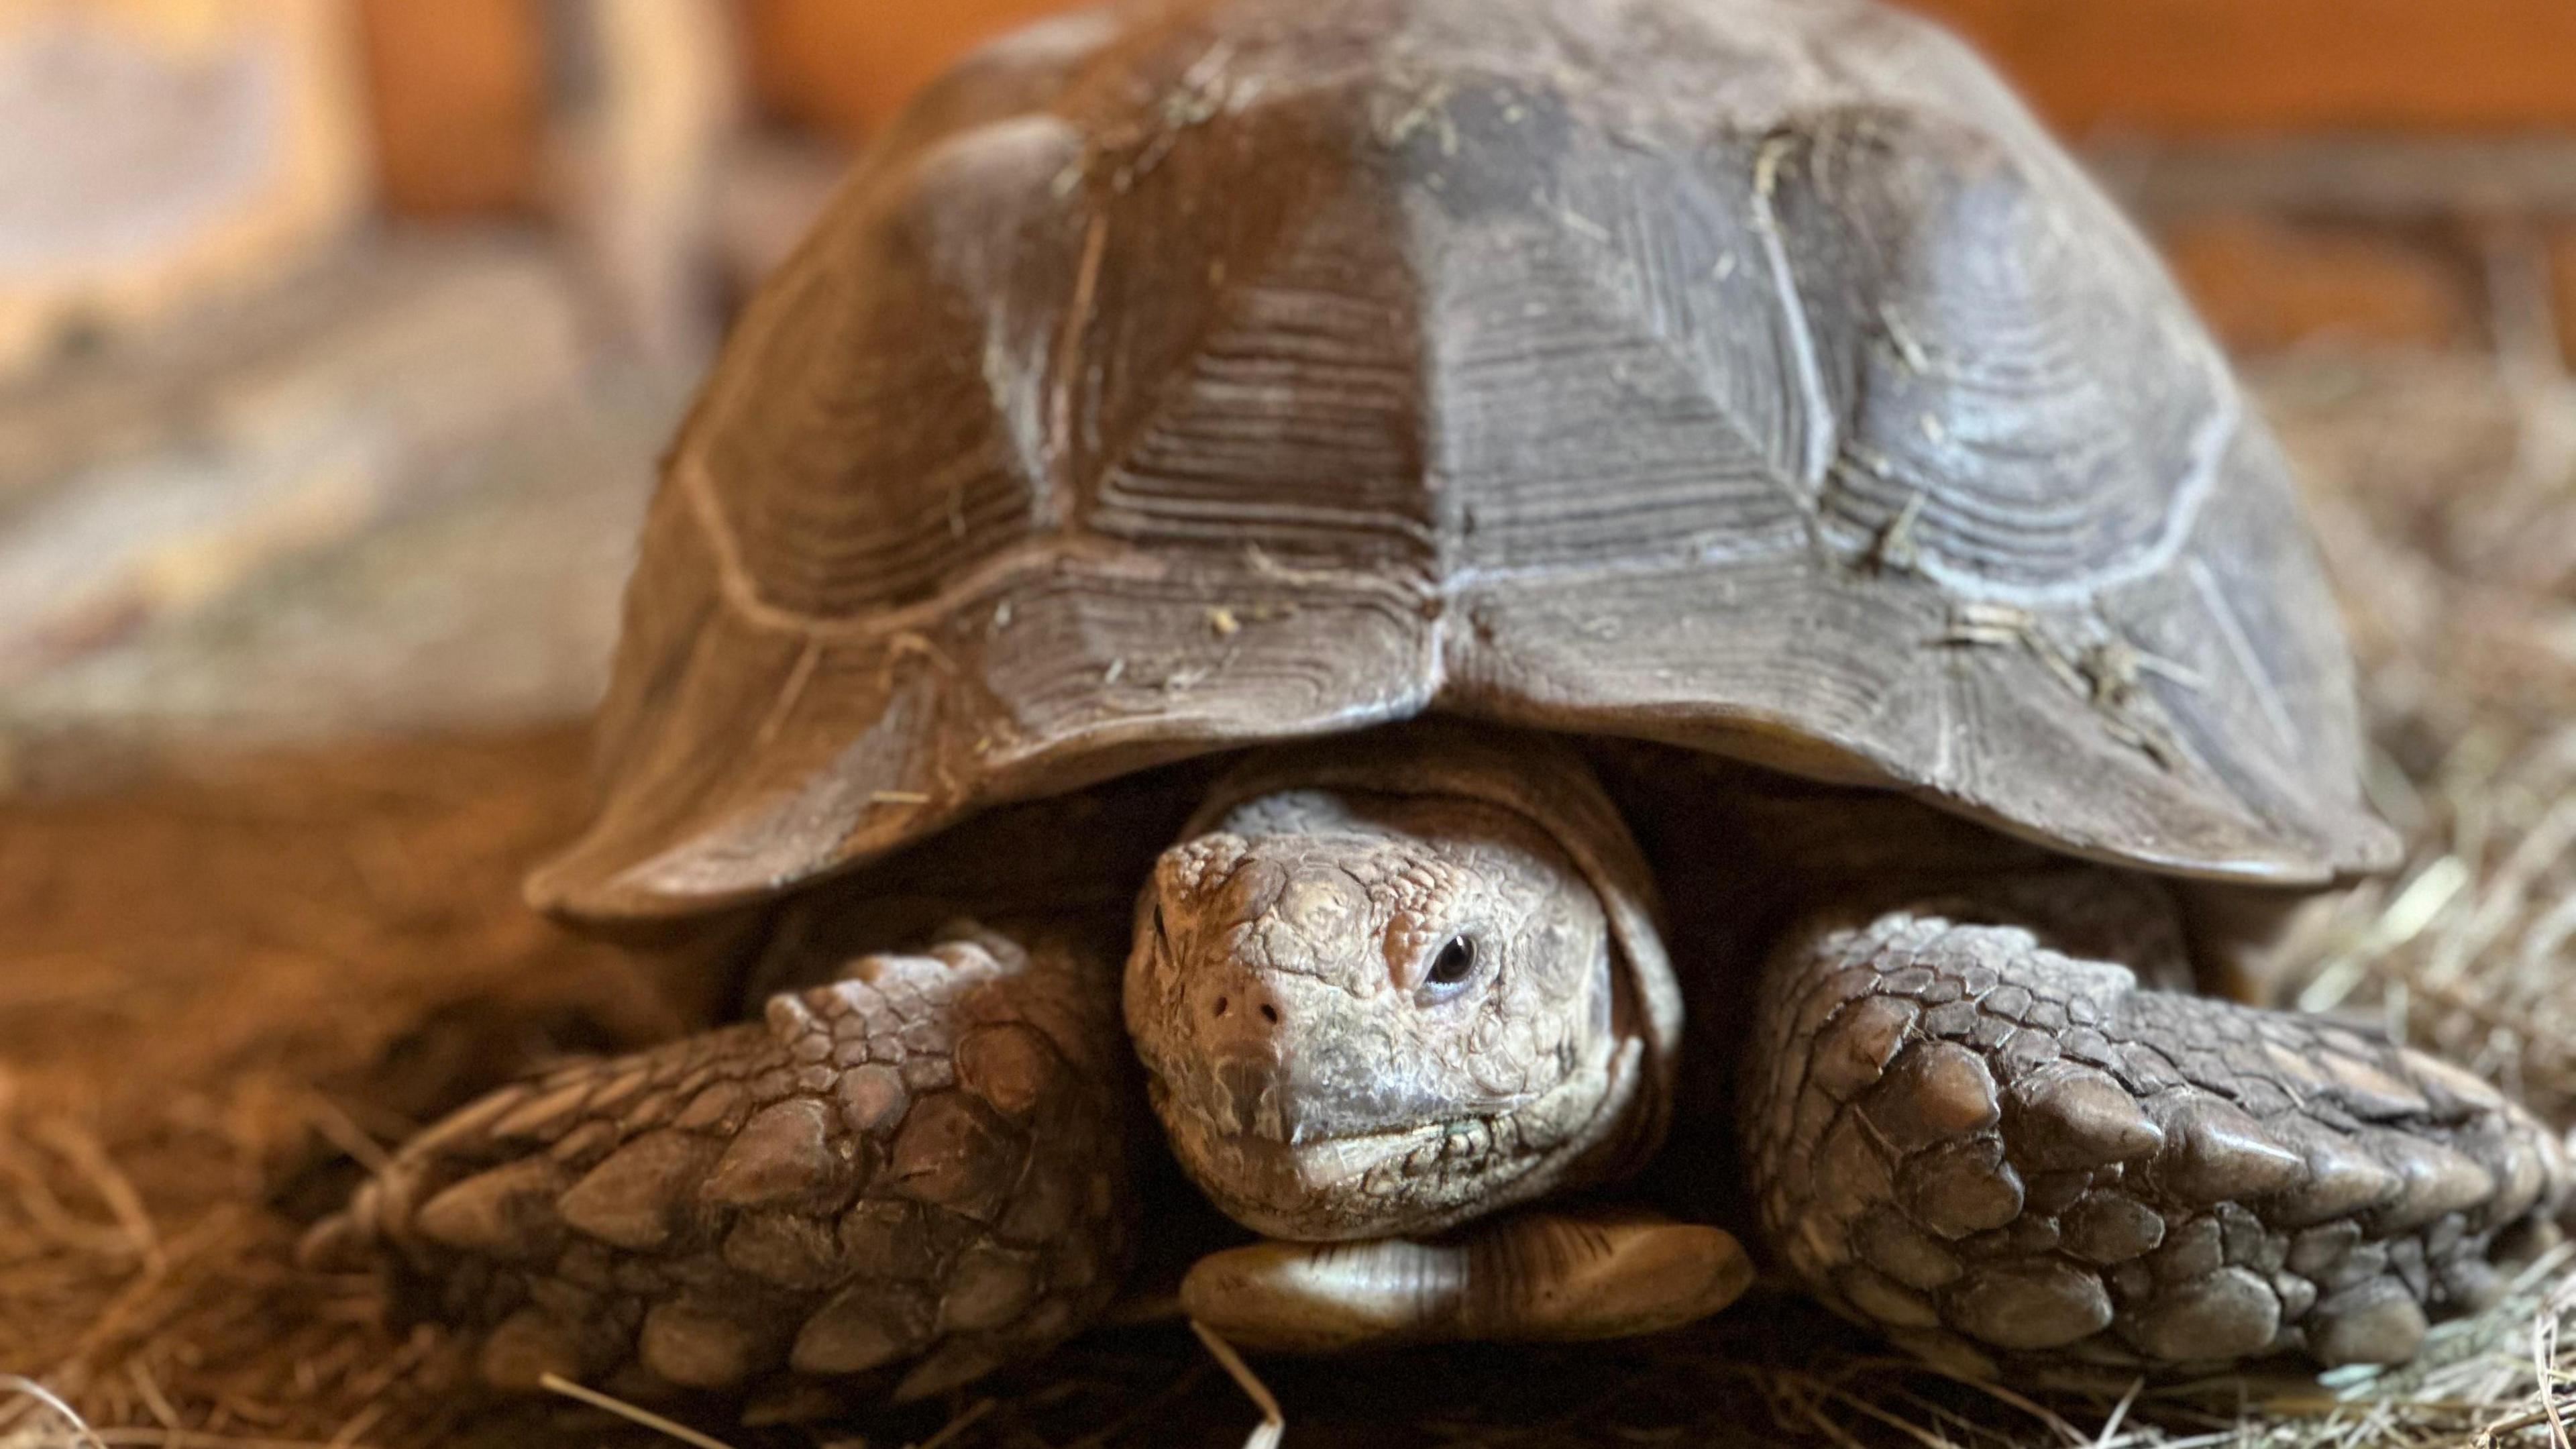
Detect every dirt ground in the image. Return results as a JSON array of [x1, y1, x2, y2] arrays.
[[8, 351, 2576, 1449]]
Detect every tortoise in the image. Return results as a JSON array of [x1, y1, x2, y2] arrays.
[[313, 0, 2572, 1411]]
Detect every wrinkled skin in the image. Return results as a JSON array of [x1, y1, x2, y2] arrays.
[[1124, 788, 1648, 1240]]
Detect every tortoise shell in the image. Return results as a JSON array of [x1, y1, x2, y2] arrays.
[[529, 0, 2398, 922]]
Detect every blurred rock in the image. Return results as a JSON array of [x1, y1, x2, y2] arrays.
[[0, 0, 370, 380], [0, 237, 677, 789]]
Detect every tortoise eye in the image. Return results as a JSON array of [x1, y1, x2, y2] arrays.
[[1425, 935, 1479, 991]]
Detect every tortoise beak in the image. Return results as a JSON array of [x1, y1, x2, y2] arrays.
[[1215, 1052, 1296, 1142]]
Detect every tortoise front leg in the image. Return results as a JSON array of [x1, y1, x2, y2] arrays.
[[307, 924, 1134, 1407], [1741, 871, 2568, 1373]]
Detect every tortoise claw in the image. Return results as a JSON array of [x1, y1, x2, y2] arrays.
[[311, 926, 1136, 1413], [1748, 881, 2571, 1373]]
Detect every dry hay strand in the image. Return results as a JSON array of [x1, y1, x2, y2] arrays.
[[0, 730, 665, 1449], [2261, 328, 2576, 1125]]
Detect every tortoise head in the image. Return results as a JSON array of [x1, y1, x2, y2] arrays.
[[1124, 777, 1666, 1241]]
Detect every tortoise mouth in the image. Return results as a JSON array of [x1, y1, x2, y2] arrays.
[[1248, 1098, 1556, 1142], [1183, 1116, 1542, 1242], [1209, 1115, 1517, 1183], [1156, 1038, 1654, 1243], [1216, 1121, 1444, 1181]]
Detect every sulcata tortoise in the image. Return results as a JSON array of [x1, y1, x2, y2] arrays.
[[315, 0, 2573, 1409]]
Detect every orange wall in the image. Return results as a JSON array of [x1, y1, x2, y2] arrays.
[[737, 0, 2576, 139], [361, 1, 2576, 217]]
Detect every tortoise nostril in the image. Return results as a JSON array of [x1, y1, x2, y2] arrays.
[[1205, 981, 1285, 1034]]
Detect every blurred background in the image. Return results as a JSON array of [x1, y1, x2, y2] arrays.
[[7, 5, 2576, 1448]]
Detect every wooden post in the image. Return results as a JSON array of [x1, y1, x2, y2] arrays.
[[547, 0, 743, 368], [354, 0, 547, 218]]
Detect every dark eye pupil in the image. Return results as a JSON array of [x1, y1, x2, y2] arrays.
[[1428, 936, 1477, 986]]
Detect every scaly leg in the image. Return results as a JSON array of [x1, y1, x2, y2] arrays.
[[1743, 872, 2569, 1372], [308, 924, 1134, 1407]]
